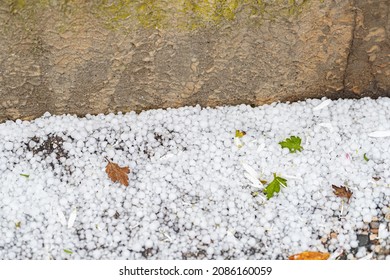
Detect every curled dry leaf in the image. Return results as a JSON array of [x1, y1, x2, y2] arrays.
[[289, 251, 330, 260], [332, 185, 353, 203], [105, 158, 130, 187]]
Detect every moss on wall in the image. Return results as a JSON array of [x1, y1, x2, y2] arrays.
[[3, 0, 387, 123], [4, 0, 315, 32]]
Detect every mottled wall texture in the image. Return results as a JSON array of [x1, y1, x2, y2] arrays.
[[0, 0, 389, 122]]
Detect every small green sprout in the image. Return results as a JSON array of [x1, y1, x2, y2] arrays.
[[279, 136, 303, 153], [263, 173, 287, 200]]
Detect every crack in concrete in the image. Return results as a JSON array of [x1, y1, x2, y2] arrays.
[[342, 1, 358, 92]]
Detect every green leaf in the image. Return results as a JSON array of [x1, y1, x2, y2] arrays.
[[235, 130, 246, 138], [279, 136, 303, 153], [15, 221, 21, 228], [263, 173, 287, 199], [363, 153, 369, 162], [63, 249, 73, 255], [20, 174, 30, 178]]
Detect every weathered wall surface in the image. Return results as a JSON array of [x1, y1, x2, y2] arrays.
[[344, 0, 390, 95], [0, 0, 388, 122]]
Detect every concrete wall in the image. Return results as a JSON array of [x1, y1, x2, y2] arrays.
[[0, 0, 389, 122]]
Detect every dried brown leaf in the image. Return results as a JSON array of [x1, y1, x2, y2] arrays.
[[289, 251, 330, 260], [105, 159, 130, 187], [332, 185, 352, 203]]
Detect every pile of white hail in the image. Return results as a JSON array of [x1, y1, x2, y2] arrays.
[[0, 97, 389, 260]]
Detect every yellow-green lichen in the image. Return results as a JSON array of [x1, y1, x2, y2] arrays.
[[135, 0, 167, 29], [3, 0, 43, 35], [215, 0, 239, 21], [8, 0, 26, 14], [287, 0, 309, 16], [170, 0, 244, 30], [92, 0, 168, 31], [3, 0, 318, 32], [93, 0, 315, 30]]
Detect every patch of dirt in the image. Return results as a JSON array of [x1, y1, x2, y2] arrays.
[[27, 134, 68, 160]]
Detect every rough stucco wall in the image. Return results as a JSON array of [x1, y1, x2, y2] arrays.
[[0, 0, 388, 122], [344, 0, 390, 95]]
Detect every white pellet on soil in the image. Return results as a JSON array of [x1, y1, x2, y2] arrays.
[[1, 97, 390, 260]]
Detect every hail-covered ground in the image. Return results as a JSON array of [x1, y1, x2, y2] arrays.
[[0, 97, 390, 260]]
